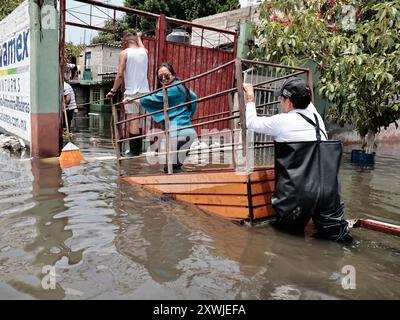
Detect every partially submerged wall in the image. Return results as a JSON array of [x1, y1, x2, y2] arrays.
[[0, 1, 31, 144], [0, 0, 60, 157], [329, 122, 400, 143]]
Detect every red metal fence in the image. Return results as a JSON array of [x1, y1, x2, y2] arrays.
[[62, 0, 237, 134]]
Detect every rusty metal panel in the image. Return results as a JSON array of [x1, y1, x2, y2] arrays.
[[63, 0, 238, 152], [158, 42, 235, 134], [142, 38, 157, 91]]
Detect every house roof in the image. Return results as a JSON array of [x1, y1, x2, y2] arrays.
[[85, 43, 123, 48]]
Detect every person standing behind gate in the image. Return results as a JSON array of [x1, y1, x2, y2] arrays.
[[243, 79, 352, 242], [106, 31, 150, 156], [63, 81, 78, 130]]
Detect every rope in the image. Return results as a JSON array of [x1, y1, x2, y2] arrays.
[[74, 97, 125, 108], [110, 111, 115, 149]]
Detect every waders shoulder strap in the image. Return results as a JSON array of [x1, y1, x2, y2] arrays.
[[296, 112, 328, 141]]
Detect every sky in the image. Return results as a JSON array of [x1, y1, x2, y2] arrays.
[[66, 0, 125, 44], [66, 0, 250, 44]]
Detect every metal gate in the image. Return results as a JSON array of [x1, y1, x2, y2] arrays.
[[61, 0, 237, 135]]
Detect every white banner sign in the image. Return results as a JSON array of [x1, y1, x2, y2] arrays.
[[0, 1, 31, 143]]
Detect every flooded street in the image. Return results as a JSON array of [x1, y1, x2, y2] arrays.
[[0, 114, 399, 300]]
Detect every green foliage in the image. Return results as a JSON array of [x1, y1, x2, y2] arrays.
[[65, 42, 84, 61], [0, 0, 23, 21], [253, 0, 400, 138], [90, 0, 240, 44], [124, 0, 239, 21], [91, 20, 132, 46]]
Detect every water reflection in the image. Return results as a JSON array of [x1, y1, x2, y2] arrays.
[[4, 158, 76, 299], [340, 153, 400, 224], [114, 181, 192, 284]]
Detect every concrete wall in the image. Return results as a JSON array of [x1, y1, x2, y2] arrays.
[[192, 5, 260, 48], [100, 44, 122, 69], [29, 0, 60, 157], [78, 44, 121, 81], [329, 122, 400, 144], [0, 1, 31, 144], [0, 0, 60, 157]]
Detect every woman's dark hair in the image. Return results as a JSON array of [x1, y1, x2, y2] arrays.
[[157, 62, 192, 104]]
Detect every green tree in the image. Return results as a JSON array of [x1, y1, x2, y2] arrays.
[[0, 0, 23, 21], [253, 0, 400, 152], [91, 20, 132, 46], [65, 42, 84, 61], [91, 0, 239, 45], [124, 0, 239, 20]]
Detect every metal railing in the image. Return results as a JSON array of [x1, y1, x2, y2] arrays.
[[77, 64, 118, 82], [111, 58, 312, 175]]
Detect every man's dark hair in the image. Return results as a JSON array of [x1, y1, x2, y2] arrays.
[[288, 90, 311, 109]]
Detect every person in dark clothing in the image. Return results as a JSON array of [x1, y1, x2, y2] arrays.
[[244, 79, 352, 242]]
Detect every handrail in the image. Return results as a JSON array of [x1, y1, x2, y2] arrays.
[[111, 58, 311, 173], [116, 115, 239, 144], [115, 60, 236, 126], [162, 85, 173, 174], [115, 86, 237, 126], [242, 59, 310, 72], [72, 0, 159, 18], [115, 63, 303, 126], [69, 0, 236, 36], [166, 17, 237, 36]]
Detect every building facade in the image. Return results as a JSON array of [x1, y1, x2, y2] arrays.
[[72, 43, 122, 113]]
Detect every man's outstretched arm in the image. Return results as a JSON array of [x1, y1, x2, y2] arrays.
[[106, 50, 127, 99]]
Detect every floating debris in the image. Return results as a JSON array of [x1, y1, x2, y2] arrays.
[[0, 134, 26, 152]]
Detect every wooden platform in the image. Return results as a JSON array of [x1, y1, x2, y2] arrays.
[[122, 166, 276, 223]]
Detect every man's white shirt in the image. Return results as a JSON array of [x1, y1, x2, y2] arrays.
[[246, 102, 327, 142]]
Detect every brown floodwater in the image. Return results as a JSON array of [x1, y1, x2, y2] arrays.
[[0, 113, 399, 299]]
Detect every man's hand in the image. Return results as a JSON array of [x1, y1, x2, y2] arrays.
[[136, 31, 142, 38], [122, 97, 140, 105], [243, 83, 255, 102], [106, 90, 115, 100]]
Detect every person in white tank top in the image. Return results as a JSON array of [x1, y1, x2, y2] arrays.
[[106, 32, 150, 156]]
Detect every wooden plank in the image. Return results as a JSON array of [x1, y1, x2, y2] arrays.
[[142, 183, 249, 195], [174, 193, 271, 207], [250, 169, 275, 182], [173, 192, 271, 207], [123, 167, 274, 185], [123, 177, 274, 195], [122, 167, 276, 222], [197, 203, 275, 221], [148, 181, 274, 195], [123, 171, 249, 185], [175, 194, 247, 206], [252, 193, 272, 207], [251, 180, 275, 194], [253, 205, 276, 219]]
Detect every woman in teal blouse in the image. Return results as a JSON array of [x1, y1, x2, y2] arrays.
[[123, 63, 197, 173]]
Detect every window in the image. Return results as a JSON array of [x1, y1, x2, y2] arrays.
[[85, 52, 91, 70], [92, 87, 100, 105]]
